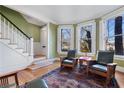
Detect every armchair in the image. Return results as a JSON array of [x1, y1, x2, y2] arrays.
[[60, 50, 77, 69], [87, 51, 117, 86], [25, 78, 48, 88]]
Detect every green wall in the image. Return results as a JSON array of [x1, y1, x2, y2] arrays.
[[48, 23, 58, 58], [28, 23, 40, 42], [0, 6, 40, 42]]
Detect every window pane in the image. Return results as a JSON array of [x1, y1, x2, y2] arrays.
[[106, 37, 115, 51], [107, 19, 115, 37], [80, 25, 92, 53], [61, 29, 71, 51], [106, 17, 124, 56], [122, 17, 124, 35]]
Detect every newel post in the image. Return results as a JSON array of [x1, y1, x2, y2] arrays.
[[30, 37, 34, 56]]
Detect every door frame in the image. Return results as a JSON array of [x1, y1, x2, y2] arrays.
[[40, 24, 49, 58]]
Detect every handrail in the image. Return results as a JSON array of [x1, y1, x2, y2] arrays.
[[0, 12, 30, 39]]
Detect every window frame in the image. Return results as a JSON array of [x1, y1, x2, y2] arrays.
[[76, 20, 96, 56], [100, 7, 124, 59], [57, 25, 74, 54]]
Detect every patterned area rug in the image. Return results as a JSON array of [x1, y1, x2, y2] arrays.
[[41, 67, 119, 88]]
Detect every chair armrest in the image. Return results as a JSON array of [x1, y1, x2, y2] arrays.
[[107, 63, 117, 66], [60, 56, 67, 63], [69, 57, 78, 60], [107, 63, 117, 71]]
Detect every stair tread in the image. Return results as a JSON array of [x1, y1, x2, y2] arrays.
[[28, 61, 53, 70], [8, 43, 17, 45], [0, 38, 9, 40]]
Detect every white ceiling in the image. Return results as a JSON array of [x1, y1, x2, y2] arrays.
[[22, 14, 45, 26], [6, 5, 122, 25]]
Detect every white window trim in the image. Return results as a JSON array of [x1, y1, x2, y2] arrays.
[[76, 20, 96, 56], [57, 25, 74, 54], [100, 7, 124, 59]]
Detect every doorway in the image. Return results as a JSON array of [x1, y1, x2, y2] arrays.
[[40, 25, 48, 58]]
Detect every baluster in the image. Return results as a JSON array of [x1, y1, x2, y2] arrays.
[[3, 18, 5, 39], [12, 26, 15, 44], [24, 36, 26, 52], [0, 16, 4, 38], [10, 24, 12, 43], [18, 32, 21, 48], [0, 14, 1, 38], [13, 27, 16, 44], [15, 28, 18, 44], [27, 38, 29, 53], [11, 25, 14, 44], [23, 36, 25, 51], [25, 37, 28, 53], [30, 38, 33, 56], [5, 19, 8, 39], [7, 21, 10, 39], [0, 15, 2, 38], [20, 33, 23, 48], [16, 30, 19, 48]]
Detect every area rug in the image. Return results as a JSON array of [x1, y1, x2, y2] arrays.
[[41, 67, 119, 88]]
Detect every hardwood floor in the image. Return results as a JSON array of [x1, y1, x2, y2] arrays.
[[115, 71, 124, 88], [18, 61, 60, 86], [16, 62, 124, 88]]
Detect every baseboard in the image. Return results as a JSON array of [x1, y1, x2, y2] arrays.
[[116, 66, 124, 73]]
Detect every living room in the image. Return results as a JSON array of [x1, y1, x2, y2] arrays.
[[0, 3, 124, 90]]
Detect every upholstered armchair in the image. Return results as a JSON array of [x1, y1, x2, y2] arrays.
[[25, 78, 48, 88], [60, 50, 77, 69], [87, 51, 117, 86]]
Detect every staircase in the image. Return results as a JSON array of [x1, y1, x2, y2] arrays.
[[0, 13, 33, 74]]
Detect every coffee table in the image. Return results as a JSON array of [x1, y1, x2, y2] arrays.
[[78, 57, 92, 75]]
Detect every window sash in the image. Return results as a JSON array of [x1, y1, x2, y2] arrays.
[[57, 25, 74, 54], [76, 20, 96, 56]]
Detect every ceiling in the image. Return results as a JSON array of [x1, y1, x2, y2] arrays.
[[22, 14, 45, 26], [6, 5, 122, 26]]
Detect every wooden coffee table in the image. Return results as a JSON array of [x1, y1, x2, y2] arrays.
[[79, 57, 92, 75]]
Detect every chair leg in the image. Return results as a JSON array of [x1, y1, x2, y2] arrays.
[[105, 77, 111, 87], [60, 65, 63, 71]]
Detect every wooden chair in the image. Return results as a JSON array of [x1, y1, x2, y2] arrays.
[[87, 51, 117, 87], [24, 78, 48, 88], [0, 73, 19, 88], [60, 50, 77, 69]]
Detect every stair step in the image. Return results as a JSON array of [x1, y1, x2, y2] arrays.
[[22, 52, 29, 56], [0, 38, 9, 40], [27, 61, 53, 70], [0, 39, 10, 44], [8, 44, 17, 49], [15, 48, 24, 54], [33, 56, 47, 62]]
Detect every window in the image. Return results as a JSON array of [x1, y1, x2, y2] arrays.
[[57, 25, 74, 54], [76, 21, 96, 55], [61, 28, 71, 51], [105, 16, 124, 56]]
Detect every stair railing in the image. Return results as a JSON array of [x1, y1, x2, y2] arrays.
[[0, 13, 33, 56]]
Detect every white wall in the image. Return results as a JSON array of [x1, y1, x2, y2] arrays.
[[0, 42, 32, 74]]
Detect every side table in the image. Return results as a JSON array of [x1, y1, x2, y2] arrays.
[[79, 57, 92, 75]]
